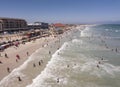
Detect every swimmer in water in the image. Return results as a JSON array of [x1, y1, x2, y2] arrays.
[[98, 61, 101, 64], [67, 65, 69, 68], [57, 78, 59, 83], [97, 65, 100, 68]]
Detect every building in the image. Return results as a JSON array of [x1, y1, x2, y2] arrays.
[[53, 23, 66, 29], [0, 17, 27, 32], [27, 22, 49, 30], [51, 23, 66, 34]]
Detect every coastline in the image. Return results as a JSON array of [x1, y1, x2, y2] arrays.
[[0, 35, 56, 80], [0, 26, 80, 87]]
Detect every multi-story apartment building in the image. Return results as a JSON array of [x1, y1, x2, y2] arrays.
[[0, 17, 27, 32]]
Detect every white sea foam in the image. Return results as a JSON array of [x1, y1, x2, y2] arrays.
[[80, 57, 120, 78], [105, 29, 109, 31], [115, 30, 120, 32], [72, 39, 83, 44], [80, 26, 92, 37]]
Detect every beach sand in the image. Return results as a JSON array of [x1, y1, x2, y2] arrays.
[[0, 35, 55, 81]]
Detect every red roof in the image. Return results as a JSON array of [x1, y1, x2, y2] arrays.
[[53, 23, 65, 27]]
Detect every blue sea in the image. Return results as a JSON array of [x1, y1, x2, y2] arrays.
[[0, 24, 120, 87]]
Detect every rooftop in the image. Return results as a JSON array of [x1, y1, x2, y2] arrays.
[[53, 23, 65, 27], [0, 17, 25, 21]]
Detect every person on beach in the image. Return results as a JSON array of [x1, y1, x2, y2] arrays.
[[49, 51, 51, 55], [26, 52, 29, 56], [0, 53, 2, 57], [16, 54, 20, 60], [7, 67, 10, 73], [17, 76, 22, 81], [42, 45, 44, 47], [5, 53, 8, 58], [0, 61, 3, 64], [33, 63, 36, 67], [38, 61, 41, 66]]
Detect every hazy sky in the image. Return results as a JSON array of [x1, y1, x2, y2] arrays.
[[0, 0, 120, 24]]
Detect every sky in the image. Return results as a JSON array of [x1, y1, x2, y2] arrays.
[[0, 0, 120, 24]]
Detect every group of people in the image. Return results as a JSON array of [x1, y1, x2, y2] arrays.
[[33, 59, 43, 68], [96, 57, 104, 68], [17, 59, 44, 82], [0, 29, 72, 84], [0, 51, 29, 64], [0, 53, 9, 64], [100, 38, 119, 53], [5, 52, 29, 74]]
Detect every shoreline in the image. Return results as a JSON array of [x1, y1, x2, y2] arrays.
[[0, 35, 56, 81], [0, 26, 83, 87]]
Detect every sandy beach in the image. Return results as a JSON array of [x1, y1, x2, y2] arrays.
[[0, 35, 56, 81], [0, 25, 83, 87], [0, 27, 74, 87]]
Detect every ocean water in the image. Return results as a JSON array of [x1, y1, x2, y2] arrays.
[[0, 24, 120, 87], [27, 24, 120, 87]]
